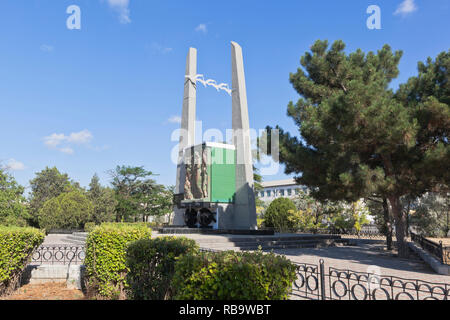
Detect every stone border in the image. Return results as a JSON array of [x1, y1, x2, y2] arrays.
[[408, 242, 450, 275], [22, 265, 85, 290]]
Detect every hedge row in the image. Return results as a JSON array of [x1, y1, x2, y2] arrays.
[[84, 223, 297, 300], [84, 223, 152, 299], [126, 237, 198, 300], [0, 226, 45, 296], [171, 250, 297, 300]]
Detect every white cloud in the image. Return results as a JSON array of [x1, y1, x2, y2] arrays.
[[2, 159, 26, 171], [44, 133, 66, 148], [43, 129, 93, 155], [40, 44, 54, 53], [67, 129, 93, 144], [151, 42, 173, 55], [394, 0, 418, 16], [195, 24, 207, 34], [167, 116, 182, 124], [106, 0, 131, 24]]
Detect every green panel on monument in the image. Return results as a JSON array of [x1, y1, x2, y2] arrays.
[[183, 143, 235, 204], [210, 147, 236, 203]]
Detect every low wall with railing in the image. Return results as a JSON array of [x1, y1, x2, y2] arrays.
[[411, 233, 450, 265], [291, 259, 449, 300]]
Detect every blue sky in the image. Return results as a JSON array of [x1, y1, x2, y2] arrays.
[[0, 0, 449, 193]]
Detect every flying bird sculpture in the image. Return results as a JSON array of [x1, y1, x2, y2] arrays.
[[185, 74, 232, 96]]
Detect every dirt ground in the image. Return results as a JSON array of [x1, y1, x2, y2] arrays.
[[0, 283, 85, 300]]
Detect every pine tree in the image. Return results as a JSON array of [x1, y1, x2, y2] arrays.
[[266, 40, 449, 257]]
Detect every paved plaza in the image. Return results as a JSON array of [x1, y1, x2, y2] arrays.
[[153, 232, 450, 284]]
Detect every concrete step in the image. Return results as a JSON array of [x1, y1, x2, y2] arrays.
[[65, 234, 88, 242], [155, 232, 350, 251], [59, 238, 86, 245], [196, 238, 350, 251], [195, 239, 332, 247], [201, 242, 334, 251], [194, 235, 342, 244]]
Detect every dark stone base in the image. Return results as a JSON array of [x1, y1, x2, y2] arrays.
[[158, 227, 274, 236]]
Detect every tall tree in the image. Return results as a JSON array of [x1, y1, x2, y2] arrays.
[[108, 165, 158, 222], [139, 184, 174, 223], [38, 189, 93, 231], [0, 168, 29, 227], [265, 40, 449, 257], [28, 167, 73, 227], [87, 174, 117, 224]]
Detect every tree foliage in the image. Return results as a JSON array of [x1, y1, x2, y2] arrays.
[[37, 189, 93, 231], [265, 40, 449, 257], [28, 167, 73, 227], [88, 174, 117, 225], [411, 192, 449, 237], [109, 166, 173, 222], [0, 169, 29, 227]]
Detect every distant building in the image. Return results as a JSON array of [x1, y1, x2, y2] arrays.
[[258, 179, 306, 203]]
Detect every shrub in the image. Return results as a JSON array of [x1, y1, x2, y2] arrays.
[[0, 226, 45, 296], [172, 250, 297, 300], [263, 198, 297, 232], [37, 189, 93, 231], [84, 223, 152, 299], [126, 237, 198, 300], [84, 222, 96, 233]]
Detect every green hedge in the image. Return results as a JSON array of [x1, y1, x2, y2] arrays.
[[84, 223, 152, 299], [171, 250, 297, 300], [0, 226, 45, 296], [126, 237, 198, 300]]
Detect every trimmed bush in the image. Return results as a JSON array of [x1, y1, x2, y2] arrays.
[[171, 250, 297, 300], [0, 226, 45, 296], [84, 223, 152, 299], [84, 222, 96, 233], [263, 197, 297, 232], [126, 237, 198, 300], [37, 189, 93, 231]]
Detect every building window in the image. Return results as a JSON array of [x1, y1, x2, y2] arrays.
[[287, 189, 292, 196], [280, 189, 285, 196], [267, 190, 271, 197]]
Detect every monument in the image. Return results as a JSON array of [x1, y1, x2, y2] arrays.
[[172, 42, 257, 231]]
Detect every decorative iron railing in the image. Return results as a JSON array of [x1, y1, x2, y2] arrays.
[[31, 244, 86, 265], [312, 227, 385, 238], [411, 232, 450, 265], [199, 247, 449, 301], [291, 260, 449, 300]]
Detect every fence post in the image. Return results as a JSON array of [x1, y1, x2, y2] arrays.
[[319, 259, 326, 300]]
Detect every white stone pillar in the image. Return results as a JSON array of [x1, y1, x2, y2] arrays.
[[173, 48, 197, 226], [231, 41, 257, 230]]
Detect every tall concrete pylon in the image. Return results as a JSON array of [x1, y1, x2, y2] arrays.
[[173, 48, 197, 226], [231, 41, 257, 230]]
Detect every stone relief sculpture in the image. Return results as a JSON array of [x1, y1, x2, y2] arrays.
[[184, 161, 193, 200], [201, 147, 209, 199]]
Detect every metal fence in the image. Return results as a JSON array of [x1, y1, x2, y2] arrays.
[[411, 232, 450, 265], [291, 260, 449, 300], [31, 244, 86, 265], [199, 247, 449, 301], [312, 226, 385, 238]]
